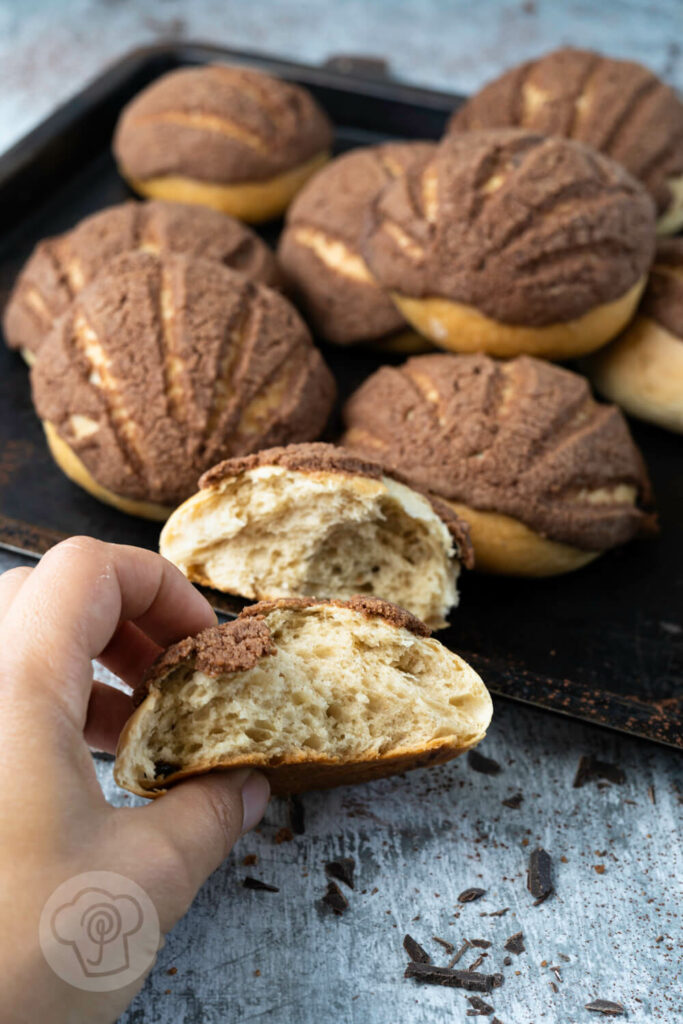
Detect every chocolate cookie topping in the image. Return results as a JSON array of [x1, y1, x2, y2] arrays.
[[448, 47, 683, 215], [198, 442, 474, 565], [3, 199, 282, 358], [31, 251, 335, 506], [277, 143, 434, 343], [362, 130, 656, 326], [639, 239, 683, 339], [342, 353, 653, 551], [113, 65, 333, 184], [134, 595, 431, 704], [134, 617, 276, 705]]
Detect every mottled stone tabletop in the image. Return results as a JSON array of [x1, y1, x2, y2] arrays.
[[0, 2, 681, 1022]]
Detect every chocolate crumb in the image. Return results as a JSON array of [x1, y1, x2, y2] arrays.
[[470, 939, 492, 949], [573, 756, 626, 788], [405, 962, 503, 992], [504, 932, 525, 955], [403, 934, 430, 963], [321, 880, 349, 915], [433, 936, 455, 955], [459, 887, 487, 903], [550, 981, 559, 994], [528, 848, 553, 904], [491, 1018, 505, 1024], [485, 907, 510, 918], [467, 995, 495, 1015], [243, 877, 279, 892], [502, 792, 524, 809], [274, 827, 293, 844], [325, 857, 355, 889], [253, 969, 261, 977], [288, 794, 305, 834], [503, 956, 512, 966], [468, 751, 502, 776], [242, 854, 258, 866], [448, 940, 471, 967], [585, 999, 627, 1016], [166, 967, 177, 976]]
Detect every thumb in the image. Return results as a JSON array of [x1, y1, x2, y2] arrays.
[[132, 769, 270, 931]]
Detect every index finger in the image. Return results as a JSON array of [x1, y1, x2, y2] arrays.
[[0, 536, 216, 727]]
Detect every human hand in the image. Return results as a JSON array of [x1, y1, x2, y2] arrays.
[[0, 537, 270, 1024]]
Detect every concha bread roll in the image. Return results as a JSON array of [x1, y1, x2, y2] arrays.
[[114, 596, 493, 797], [113, 65, 333, 222], [586, 239, 683, 433], [342, 353, 655, 576], [277, 142, 435, 347], [160, 443, 473, 629], [361, 129, 656, 359], [3, 199, 282, 363], [30, 251, 335, 519], [448, 47, 683, 234]]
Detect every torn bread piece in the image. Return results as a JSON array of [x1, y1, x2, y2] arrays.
[[159, 443, 473, 629], [114, 596, 492, 797]]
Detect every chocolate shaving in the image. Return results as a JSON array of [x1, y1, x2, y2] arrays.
[[469, 954, 486, 972], [573, 756, 626, 788], [325, 857, 355, 890], [468, 751, 502, 776], [321, 880, 349, 915], [470, 939, 492, 949], [403, 934, 430, 963], [287, 794, 305, 834], [467, 995, 495, 1016], [485, 907, 510, 917], [448, 940, 471, 967], [504, 932, 525, 955], [243, 877, 279, 892], [459, 887, 487, 903], [404, 962, 503, 992], [585, 999, 627, 1016], [502, 793, 524, 809], [433, 936, 455, 955], [527, 848, 553, 904]]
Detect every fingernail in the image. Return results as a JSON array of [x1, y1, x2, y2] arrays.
[[241, 771, 270, 834]]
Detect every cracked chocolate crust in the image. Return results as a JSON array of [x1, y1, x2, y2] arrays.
[[448, 47, 683, 215], [198, 442, 474, 567], [113, 64, 333, 184], [31, 251, 335, 506], [362, 130, 656, 327], [342, 353, 655, 552], [3, 199, 282, 357], [134, 596, 431, 705], [277, 142, 435, 344], [640, 239, 683, 339]]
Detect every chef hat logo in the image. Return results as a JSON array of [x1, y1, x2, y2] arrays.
[[40, 872, 160, 991], [51, 887, 143, 978]]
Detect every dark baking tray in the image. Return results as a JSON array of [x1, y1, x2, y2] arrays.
[[0, 42, 680, 748]]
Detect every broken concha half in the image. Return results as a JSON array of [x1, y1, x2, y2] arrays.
[[159, 443, 473, 630], [114, 596, 493, 797], [113, 65, 333, 223]]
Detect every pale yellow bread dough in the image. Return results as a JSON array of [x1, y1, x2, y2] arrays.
[[444, 500, 600, 577], [391, 277, 647, 360], [43, 421, 173, 521], [585, 316, 683, 433], [126, 150, 330, 223]]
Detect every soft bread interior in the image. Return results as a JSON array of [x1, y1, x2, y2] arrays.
[[160, 466, 460, 628], [115, 604, 492, 796]]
